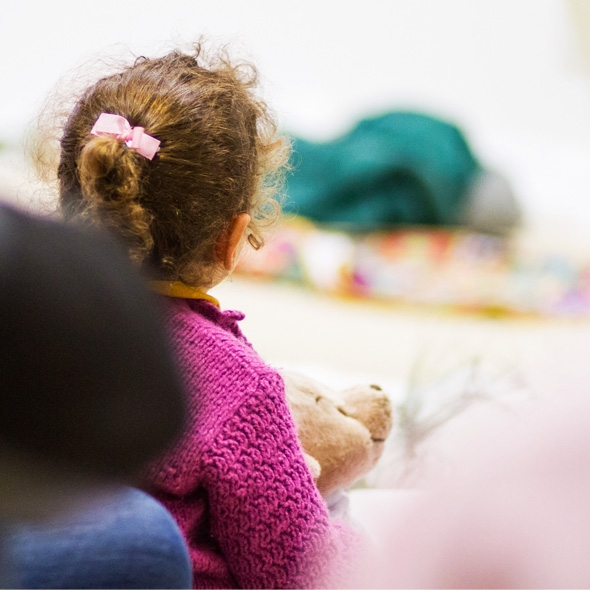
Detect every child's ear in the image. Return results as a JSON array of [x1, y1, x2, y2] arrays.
[[217, 213, 251, 271]]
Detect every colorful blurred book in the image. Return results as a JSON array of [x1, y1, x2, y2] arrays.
[[236, 217, 590, 318]]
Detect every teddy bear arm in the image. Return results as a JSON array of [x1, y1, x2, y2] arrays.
[[316, 436, 374, 497]]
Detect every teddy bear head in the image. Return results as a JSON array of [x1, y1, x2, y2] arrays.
[[282, 370, 394, 499]]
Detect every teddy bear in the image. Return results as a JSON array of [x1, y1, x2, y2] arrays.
[[281, 370, 394, 500]]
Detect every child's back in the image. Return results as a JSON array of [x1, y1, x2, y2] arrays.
[[149, 297, 357, 587]]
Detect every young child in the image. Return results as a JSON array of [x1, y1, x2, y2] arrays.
[[54, 45, 360, 589]]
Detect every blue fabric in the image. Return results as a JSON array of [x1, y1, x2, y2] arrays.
[[3, 487, 191, 589], [284, 111, 482, 230]]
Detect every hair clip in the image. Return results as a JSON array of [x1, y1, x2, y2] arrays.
[[90, 113, 161, 160]]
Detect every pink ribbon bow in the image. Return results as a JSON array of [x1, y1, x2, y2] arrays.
[[90, 113, 161, 160]]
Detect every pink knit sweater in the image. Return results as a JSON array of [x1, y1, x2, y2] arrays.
[[147, 298, 358, 589]]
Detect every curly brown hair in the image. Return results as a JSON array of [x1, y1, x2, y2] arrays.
[[57, 44, 289, 287]]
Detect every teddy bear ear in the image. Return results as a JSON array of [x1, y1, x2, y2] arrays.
[[303, 452, 322, 480]]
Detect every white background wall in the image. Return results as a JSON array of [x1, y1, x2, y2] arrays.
[[1, 0, 590, 229], [1, 0, 588, 139]]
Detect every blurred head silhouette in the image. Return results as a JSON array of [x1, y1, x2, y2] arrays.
[[0, 203, 186, 518]]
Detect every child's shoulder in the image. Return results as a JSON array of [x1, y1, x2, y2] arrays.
[[160, 296, 287, 433], [162, 296, 270, 382]]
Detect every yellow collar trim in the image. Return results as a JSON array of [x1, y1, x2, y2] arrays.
[[150, 281, 220, 308]]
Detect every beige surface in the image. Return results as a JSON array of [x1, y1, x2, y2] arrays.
[[213, 275, 590, 399]]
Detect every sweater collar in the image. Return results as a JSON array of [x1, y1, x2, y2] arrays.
[[150, 280, 247, 341], [150, 281, 220, 308]]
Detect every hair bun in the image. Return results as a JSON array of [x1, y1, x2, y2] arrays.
[[78, 133, 154, 262]]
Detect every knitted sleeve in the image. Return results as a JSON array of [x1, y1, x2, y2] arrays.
[[203, 368, 358, 589]]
